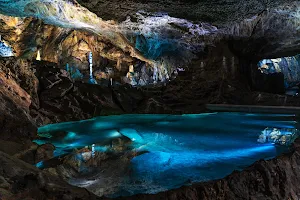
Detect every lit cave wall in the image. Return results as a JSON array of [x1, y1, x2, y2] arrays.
[[257, 54, 300, 95]]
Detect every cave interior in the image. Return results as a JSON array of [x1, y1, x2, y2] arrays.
[[1, 0, 300, 200]]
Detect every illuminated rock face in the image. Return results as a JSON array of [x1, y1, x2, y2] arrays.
[[257, 128, 298, 145], [0, 40, 14, 57], [0, 15, 141, 85], [0, 0, 153, 66], [1, 1, 300, 61], [228, 2, 300, 59], [258, 55, 300, 89], [1, 0, 299, 87], [0, 13, 197, 85], [120, 11, 218, 60]]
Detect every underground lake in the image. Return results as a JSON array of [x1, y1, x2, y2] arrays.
[[35, 112, 299, 197]]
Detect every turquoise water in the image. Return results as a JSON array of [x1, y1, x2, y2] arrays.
[[36, 113, 298, 197]]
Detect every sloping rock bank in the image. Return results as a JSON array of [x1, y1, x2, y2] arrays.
[[109, 138, 300, 200], [0, 58, 37, 143], [0, 151, 100, 200]]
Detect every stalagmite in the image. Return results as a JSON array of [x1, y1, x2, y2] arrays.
[[126, 65, 137, 85], [91, 144, 95, 158], [117, 58, 121, 71], [231, 57, 235, 77], [200, 61, 205, 76], [153, 64, 158, 84], [36, 50, 41, 61], [88, 51, 97, 84], [89, 52, 93, 80], [223, 56, 227, 74]]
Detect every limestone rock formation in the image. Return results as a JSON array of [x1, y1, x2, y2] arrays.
[[30, 60, 145, 125], [0, 0, 154, 66]]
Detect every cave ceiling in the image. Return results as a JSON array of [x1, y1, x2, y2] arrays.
[[0, 0, 299, 64], [77, 0, 295, 25]]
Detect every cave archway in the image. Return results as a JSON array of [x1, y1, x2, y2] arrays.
[[255, 55, 300, 96]]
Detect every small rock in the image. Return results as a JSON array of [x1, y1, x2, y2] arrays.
[[81, 151, 92, 162], [0, 176, 10, 189], [35, 143, 55, 163]]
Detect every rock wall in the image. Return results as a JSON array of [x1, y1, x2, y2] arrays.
[[0, 15, 176, 86], [30, 60, 145, 126], [0, 58, 36, 142], [0, 16, 134, 77]]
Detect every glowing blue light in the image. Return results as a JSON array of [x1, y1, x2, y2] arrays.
[[119, 128, 143, 143], [0, 40, 14, 57], [66, 64, 83, 80], [35, 161, 44, 169], [108, 130, 122, 138], [33, 139, 46, 145], [53, 149, 67, 157], [95, 146, 108, 152], [93, 121, 116, 129], [69, 142, 82, 148], [64, 132, 77, 140]]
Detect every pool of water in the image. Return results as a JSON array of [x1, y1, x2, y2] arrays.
[[36, 112, 298, 197]]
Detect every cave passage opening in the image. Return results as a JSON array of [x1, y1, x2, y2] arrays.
[[256, 54, 300, 96]]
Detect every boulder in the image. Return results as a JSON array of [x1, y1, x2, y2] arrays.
[[35, 143, 55, 163]]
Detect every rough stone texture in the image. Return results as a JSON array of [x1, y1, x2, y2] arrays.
[[137, 41, 300, 114], [78, 0, 294, 25], [35, 143, 56, 164], [0, 58, 37, 142], [30, 60, 145, 125], [0, 1, 300, 199], [227, 2, 300, 60], [0, 16, 134, 77], [0, 151, 100, 200], [0, 0, 154, 67], [1, 1, 300, 87]]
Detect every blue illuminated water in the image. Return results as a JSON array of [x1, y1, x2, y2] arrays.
[[36, 113, 297, 197]]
